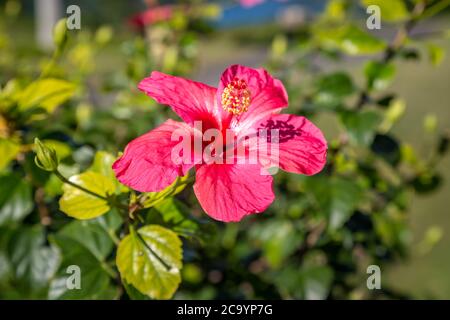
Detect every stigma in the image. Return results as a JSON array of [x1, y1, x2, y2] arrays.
[[221, 78, 251, 115]]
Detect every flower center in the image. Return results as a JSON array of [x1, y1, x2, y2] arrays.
[[221, 78, 251, 115]]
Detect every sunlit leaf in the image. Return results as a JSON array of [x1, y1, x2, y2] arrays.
[[325, 0, 348, 21], [427, 43, 445, 66], [59, 171, 115, 220], [18, 78, 76, 113], [89, 151, 116, 180], [316, 24, 386, 55], [44, 164, 79, 197], [116, 225, 183, 300], [154, 198, 206, 240], [0, 138, 20, 171], [141, 174, 190, 208], [89, 151, 125, 192], [379, 98, 405, 133]]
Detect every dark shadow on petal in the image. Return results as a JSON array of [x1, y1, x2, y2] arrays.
[[258, 116, 303, 143]]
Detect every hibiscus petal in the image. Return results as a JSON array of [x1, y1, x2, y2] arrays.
[[217, 64, 288, 130], [112, 119, 194, 192], [139, 71, 226, 127], [255, 114, 327, 175], [193, 163, 275, 222]]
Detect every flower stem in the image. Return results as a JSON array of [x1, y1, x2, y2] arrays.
[[54, 169, 108, 201]]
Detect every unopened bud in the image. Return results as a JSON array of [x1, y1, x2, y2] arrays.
[[34, 138, 58, 171], [53, 18, 68, 50]]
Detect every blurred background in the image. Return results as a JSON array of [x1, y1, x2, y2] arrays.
[[0, 0, 449, 299]]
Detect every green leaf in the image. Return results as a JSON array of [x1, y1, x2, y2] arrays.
[[154, 198, 206, 240], [155, 199, 197, 234], [339, 110, 382, 146], [0, 138, 20, 171], [327, 179, 363, 230], [427, 43, 445, 66], [141, 174, 190, 208], [303, 176, 364, 231], [123, 282, 150, 300], [44, 164, 79, 197], [94, 208, 123, 239], [325, 0, 348, 21], [58, 219, 115, 261], [48, 234, 118, 300], [249, 221, 303, 268], [300, 266, 334, 300], [374, 208, 409, 248], [273, 263, 333, 299], [364, 61, 396, 91], [47, 211, 121, 300], [89, 151, 116, 180], [116, 225, 183, 300], [314, 72, 355, 108], [0, 173, 33, 226], [316, 24, 386, 55], [89, 151, 125, 192], [379, 98, 406, 133], [59, 171, 116, 220], [18, 78, 76, 113], [8, 226, 60, 294], [361, 0, 409, 22], [271, 34, 288, 59], [0, 79, 21, 111]]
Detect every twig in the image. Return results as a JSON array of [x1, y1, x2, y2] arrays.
[[355, 1, 427, 110], [54, 169, 109, 201]]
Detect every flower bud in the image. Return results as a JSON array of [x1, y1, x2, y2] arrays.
[[34, 138, 58, 171], [53, 18, 68, 50]]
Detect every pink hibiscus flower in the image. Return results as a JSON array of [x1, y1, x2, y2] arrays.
[[129, 5, 174, 29], [113, 65, 327, 222]]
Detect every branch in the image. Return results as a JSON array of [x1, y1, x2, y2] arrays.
[[355, 1, 427, 110]]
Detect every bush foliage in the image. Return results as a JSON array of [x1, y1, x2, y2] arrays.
[[0, 0, 449, 299]]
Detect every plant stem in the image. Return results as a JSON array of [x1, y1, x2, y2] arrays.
[[101, 261, 118, 279], [54, 169, 131, 216], [108, 229, 121, 246], [54, 169, 108, 201], [355, 1, 427, 110], [419, 0, 450, 21]]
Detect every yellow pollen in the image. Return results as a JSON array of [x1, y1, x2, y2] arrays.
[[221, 78, 251, 115]]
